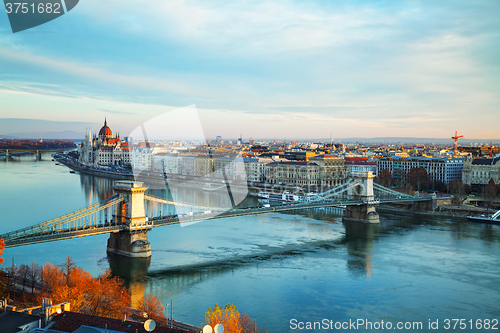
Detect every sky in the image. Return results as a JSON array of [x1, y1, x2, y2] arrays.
[[0, 0, 499, 140]]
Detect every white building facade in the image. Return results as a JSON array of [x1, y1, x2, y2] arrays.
[[78, 119, 131, 167]]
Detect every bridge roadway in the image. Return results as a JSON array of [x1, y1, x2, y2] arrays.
[[0, 149, 68, 155], [4, 196, 431, 248]]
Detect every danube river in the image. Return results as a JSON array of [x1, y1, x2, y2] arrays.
[[1, 155, 499, 332]]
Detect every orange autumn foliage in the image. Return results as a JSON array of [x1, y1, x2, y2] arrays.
[[205, 304, 268, 333], [205, 303, 242, 333], [0, 238, 5, 265], [138, 293, 165, 322], [40, 256, 130, 319]]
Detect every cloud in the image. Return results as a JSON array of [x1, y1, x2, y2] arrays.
[[0, 0, 499, 139], [98, 109, 135, 115], [0, 47, 201, 98]]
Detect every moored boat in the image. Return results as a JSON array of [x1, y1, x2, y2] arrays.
[[467, 209, 500, 225]]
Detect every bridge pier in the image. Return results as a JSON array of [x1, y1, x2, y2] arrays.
[[36, 150, 42, 160], [5, 149, 10, 158], [343, 204, 379, 223], [107, 181, 152, 258], [342, 172, 380, 224], [411, 193, 438, 211]]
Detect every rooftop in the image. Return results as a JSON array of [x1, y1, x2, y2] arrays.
[[472, 157, 500, 165], [49, 312, 191, 333]]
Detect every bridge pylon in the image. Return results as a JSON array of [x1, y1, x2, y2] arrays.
[[342, 172, 380, 224], [107, 181, 152, 258]]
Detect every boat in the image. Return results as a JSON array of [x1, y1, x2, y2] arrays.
[[69, 170, 76, 174], [467, 209, 500, 225]]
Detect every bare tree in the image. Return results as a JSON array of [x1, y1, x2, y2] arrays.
[[485, 178, 499, 198], [29, 262, 40, 293], [5, 264, 17, 300], [17, 264, 30, 293], [59, 255, 76, 288], [376, 169, 392, 188]]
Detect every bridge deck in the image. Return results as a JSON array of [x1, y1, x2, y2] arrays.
[[3, 196, 432, 248]]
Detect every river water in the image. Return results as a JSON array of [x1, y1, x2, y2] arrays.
[[1, 155, 499, 332]]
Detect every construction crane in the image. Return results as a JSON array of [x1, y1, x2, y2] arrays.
[[451, 131, 463, 158]]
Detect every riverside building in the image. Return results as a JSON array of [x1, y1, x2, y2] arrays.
[[377, 156, 463, 184], [78, 119, 131, 167], [462, 156, 500, 185]]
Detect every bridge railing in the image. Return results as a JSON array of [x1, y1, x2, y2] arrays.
[[373, 183, 414, 198], [1, 195, 124, 242], [299, 180, 361, 203], [144, 194, 229, 212]]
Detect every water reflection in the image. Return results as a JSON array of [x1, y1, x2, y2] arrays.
[[78, 173, 259, 214], [79, 174, 115, 204], [107, 254, 151, 308], [343, 222, 379, 278]]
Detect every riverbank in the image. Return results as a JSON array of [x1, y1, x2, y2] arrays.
[[54, 153, 318, 195], [378, 203, 492, 219], [54, 154, 255, 194]]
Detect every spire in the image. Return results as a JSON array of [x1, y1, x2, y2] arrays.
[[104, 117, 107, 127]]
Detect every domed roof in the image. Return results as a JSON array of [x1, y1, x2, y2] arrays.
[[98, 118, 112, 137]]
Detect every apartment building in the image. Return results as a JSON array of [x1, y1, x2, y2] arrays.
[[377, 156, 463, 184], [309, 155, 349, 187]]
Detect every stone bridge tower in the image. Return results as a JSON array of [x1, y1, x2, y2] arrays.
[[107, 181, 152, 257], [342, 172, 380, 224]]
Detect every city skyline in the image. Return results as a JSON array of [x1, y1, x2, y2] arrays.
[[1, 1, 499, 139], [1, 117, 499, 144]]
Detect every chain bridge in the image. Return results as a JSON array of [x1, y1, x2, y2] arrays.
[[1, 172, 434, 257]]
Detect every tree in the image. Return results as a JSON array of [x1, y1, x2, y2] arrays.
[[41, 262, 63, 294], [485, 178, 498, 198], [377, 169, 392, 188], [5, 264, 17, 300], [81, 271, 130, 319], [449, 179, 466, 206], [0, 238, 4, 266], [205, 303, 242, 333], [59, 255, 77, 288], [433, 180, 447, 193], [240, 313, 269, 333], [205, 304, 268, 333], [28, 262, 40, 293], [41, 259, 130, 320], [17, 264, 30, 293], [138, 293, 165, 322], [407, 168, 429, 191], [0, 281, 5, 299], [449, 179, 464, 195]]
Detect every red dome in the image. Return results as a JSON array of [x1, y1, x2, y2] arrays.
[[98, 119, 112, 137]]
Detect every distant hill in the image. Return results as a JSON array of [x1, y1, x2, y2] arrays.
[[320, 137, 500, 145], [0, 118, 96, 139], [0, 130, 84, 140]]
